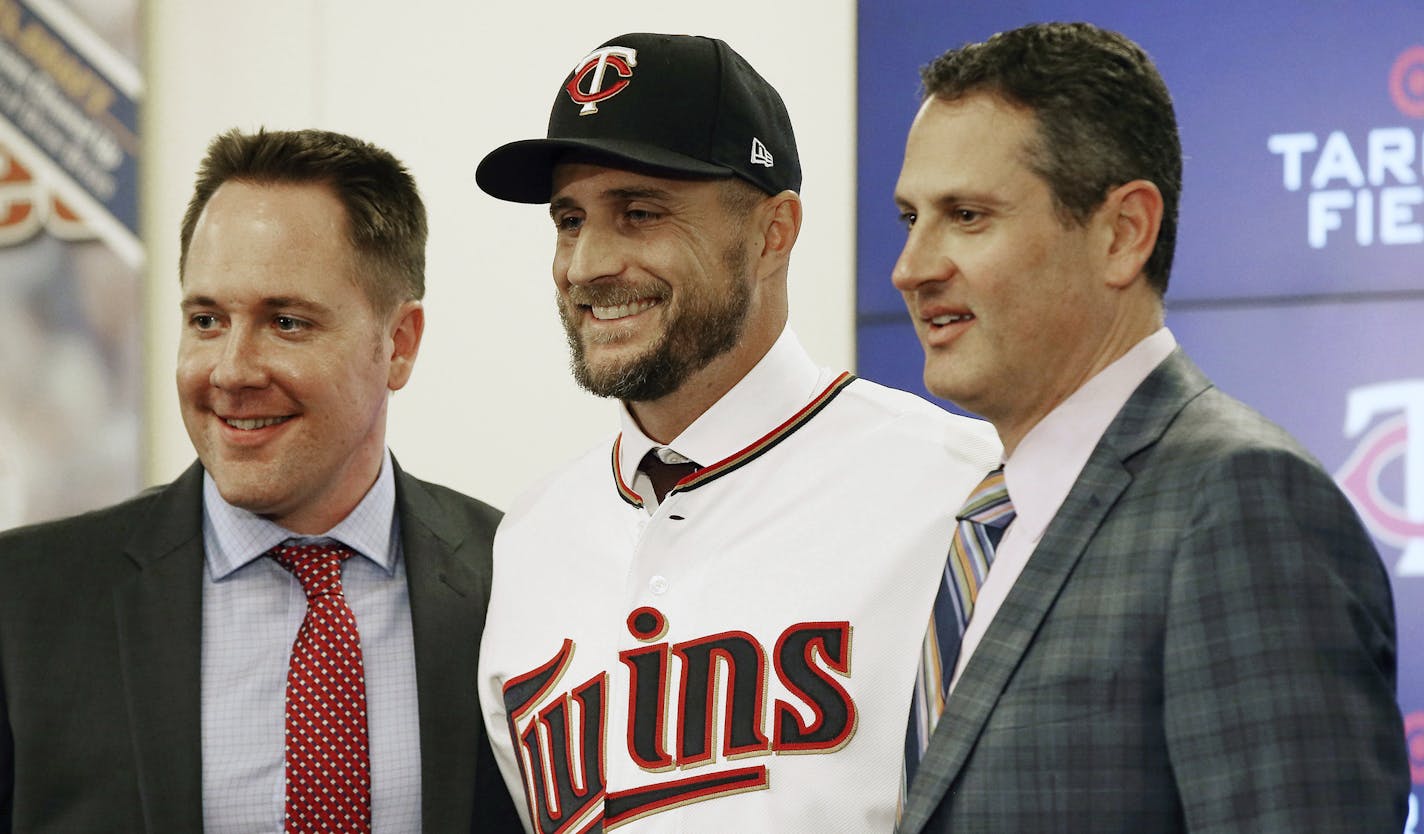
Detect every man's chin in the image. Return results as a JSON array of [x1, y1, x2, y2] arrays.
[[575, 364, 649, 399], [204, 461, 284, 508], [577, 341, 652, 379], [922, 368, 970, 406], [575, 348, 684, 401]]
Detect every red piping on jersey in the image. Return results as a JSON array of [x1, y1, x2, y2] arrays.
[[610, 372, 858, 508], [612, 435, 644, 507]]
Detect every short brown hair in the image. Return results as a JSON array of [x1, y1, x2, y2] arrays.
[[922, 22, 1181, 295], [718, 176, 768, 220], [179, 128, 427, 314]]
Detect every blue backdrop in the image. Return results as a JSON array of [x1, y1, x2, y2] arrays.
[[856, 2, 1424, 823]]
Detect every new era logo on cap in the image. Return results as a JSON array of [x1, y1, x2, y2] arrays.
[[750, 137, 774, 168], [475, 32, 801, 204]]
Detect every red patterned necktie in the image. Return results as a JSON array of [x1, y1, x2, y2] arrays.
[[268, 541, 372, 834]]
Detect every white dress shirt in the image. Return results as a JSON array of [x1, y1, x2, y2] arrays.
[[950, 328, 1178, 691]]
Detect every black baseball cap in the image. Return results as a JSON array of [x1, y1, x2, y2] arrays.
[[476, 33, 801, 203]]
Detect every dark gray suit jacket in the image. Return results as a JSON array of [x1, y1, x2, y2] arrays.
[[900, 351, 1409, 833], [0, 460, 521, 833]]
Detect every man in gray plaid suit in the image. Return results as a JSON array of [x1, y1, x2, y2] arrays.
[[889, 21, 1410, 833]]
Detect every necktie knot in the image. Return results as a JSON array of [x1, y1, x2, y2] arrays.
[[956, 466, 1015, 530], [639, 448, 700, 503], [268, 541, 355, 600]]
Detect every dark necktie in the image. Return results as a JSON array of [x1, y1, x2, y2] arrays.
[[638, 448, 699, 503], [268, 541, 372, 834]]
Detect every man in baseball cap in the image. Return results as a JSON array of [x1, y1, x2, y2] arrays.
[[474, 33, 998, 832]]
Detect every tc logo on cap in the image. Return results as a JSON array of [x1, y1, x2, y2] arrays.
[[565, 46, 638, 116]]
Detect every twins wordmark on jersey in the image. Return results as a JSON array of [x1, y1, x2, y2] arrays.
[[503, 605, 856, 832]]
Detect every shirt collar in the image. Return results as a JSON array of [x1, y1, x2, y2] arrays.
[[616, 327, 824, 476], [202, 449, 400, 580], [1003, 327, 1177, 544]]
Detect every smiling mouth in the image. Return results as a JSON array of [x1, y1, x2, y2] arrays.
[[224, 416, 292, 430], [589, 298, 660, 321], [930, 313, 975, 325]]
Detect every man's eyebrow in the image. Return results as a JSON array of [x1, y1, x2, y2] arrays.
[[261, 297, 333, 316], [549, 186, 679, 218], [179, 295, 334, 316], [550, 196, 578, 218], [180, 295, 218, 311], [604, 186, 675, 201], [896, 188, 1009, 212]]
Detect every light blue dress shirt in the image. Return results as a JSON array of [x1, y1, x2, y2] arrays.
[[199, 451, 422, 833]]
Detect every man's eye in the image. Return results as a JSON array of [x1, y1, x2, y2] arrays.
[[190, 313, 218, 330], [626, 209, 660, 223], [897, 211, 917, 229], [555, 214, 583, 232], [955, 209, 982, 224], [274, 316, 305, 332]]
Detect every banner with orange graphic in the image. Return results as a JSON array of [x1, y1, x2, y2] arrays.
[[0, 0, 141, 527]]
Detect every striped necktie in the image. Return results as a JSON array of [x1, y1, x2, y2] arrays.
[[902, 467, 1014, 794]]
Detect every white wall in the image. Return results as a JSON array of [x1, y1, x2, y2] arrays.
[[144, 0, 859, 510]]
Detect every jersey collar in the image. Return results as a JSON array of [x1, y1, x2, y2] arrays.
[[611, 329, 854, 507]]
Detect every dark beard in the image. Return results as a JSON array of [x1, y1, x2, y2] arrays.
[[560, 244, 752, 402]]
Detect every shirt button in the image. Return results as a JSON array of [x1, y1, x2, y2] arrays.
[[649, 575, 669, 595]]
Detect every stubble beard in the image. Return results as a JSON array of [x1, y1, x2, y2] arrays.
[[559, 244, 753, 402]]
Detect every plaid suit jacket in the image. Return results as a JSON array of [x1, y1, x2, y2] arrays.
[[898, 350, 1409, 833]]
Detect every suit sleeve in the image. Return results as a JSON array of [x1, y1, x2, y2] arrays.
[[472, 722, 523, 832], [1162, 446, 1409, 833], [1, 658, 11, 834]]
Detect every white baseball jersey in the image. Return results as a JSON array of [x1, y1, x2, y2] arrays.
[[479, 331, 1000, 833]]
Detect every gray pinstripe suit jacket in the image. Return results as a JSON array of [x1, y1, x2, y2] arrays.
[[0, 460, 521, 833], [899, 350, 1409, 834]]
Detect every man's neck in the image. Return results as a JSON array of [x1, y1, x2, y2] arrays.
[[998, 316, 1166, 456], [994, 308, 1163, 456], [627, 332, 779, 444]]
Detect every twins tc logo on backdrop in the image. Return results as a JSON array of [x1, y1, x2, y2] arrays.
[[1337, 379, 1424, 577]]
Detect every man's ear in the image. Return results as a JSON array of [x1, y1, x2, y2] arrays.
[[386, 300, 425, 391], [755, 190, 802, 276], [1101, 179, 1162, 289]]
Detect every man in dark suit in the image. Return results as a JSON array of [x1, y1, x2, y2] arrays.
[[890, 22, 1410, 833], [0, 129, 519, 832]]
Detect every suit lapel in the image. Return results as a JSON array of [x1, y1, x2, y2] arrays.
[[900, 351, 1213, 833], [397, 463, 492, 831], [899, 458, 1130, 832], [112, 462, 206, 833]]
